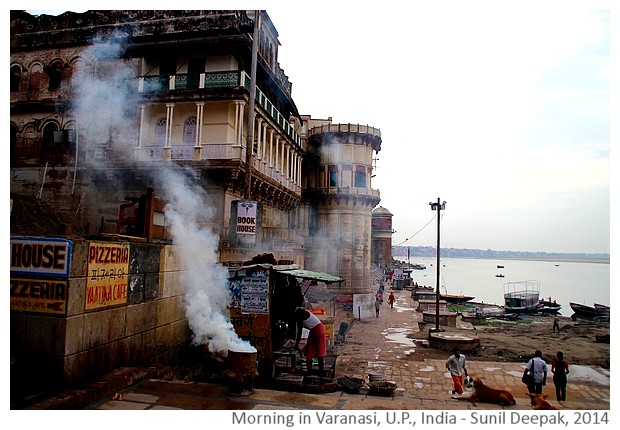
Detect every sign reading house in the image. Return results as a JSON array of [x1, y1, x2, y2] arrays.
[[10, 237, 72, 315], [10, 237, 72, 277]]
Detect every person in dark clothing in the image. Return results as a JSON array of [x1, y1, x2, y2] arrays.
[[551, 351, 569, 401]]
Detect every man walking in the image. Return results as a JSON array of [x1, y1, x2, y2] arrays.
[[375, 289, 383, 317], [446, 347, 468, 395], [524, 350, 548, 394]]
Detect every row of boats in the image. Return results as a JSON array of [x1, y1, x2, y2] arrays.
[[408, 279, 609, 321], [569, 302, 610, 320], [503, 280, 610, 320], [399, 262, 609, 320]]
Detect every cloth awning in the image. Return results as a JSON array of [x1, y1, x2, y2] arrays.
[[276, 269, 344, 284]]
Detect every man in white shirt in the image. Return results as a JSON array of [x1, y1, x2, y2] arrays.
[[446, 347, 469, 394], [524, 349, 548, 394]]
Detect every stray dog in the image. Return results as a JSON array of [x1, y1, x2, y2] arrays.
[[453, 377, 516, 406], [526, 393, 557, 410]]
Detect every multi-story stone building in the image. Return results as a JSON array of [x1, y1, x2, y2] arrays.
[[10, 10, 382, 291], [10, 10, 387, 392]]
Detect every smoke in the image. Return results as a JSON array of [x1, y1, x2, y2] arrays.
[[155, 167, 255, 353], [72, 32, 254, 353]]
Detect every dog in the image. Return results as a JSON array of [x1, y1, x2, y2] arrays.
[[453, 377, 516, 406], [526, 393, 557, 410]]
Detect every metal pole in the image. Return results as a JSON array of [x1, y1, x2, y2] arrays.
[[435, 197, 441, 332], [244, 10, 260, 199]]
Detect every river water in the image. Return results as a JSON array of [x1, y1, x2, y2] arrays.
[[396, 257, 610, 316]]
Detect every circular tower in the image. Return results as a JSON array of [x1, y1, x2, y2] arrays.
[[306, 123, 381, 294]]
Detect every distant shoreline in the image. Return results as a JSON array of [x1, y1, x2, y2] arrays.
[[395, 255, 610, 265], [392, 246, 610, 265], [490, 256, 610, 264]]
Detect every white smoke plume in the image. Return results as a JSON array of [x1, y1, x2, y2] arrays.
[[72, 32, 254, 354], [155, 167, 255, 353]]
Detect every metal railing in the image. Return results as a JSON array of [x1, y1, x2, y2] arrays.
[[139, 70, 301, 147]]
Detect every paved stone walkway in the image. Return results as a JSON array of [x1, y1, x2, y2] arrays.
[[334, 288, 610, 410], [82, 288, 609, 411]]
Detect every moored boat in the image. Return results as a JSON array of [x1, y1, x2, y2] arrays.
[[538, 298, 561, 314], [570, 302, 609, 320], [570, 302, 598, 318], [503, 280, 542, 314], [440, 293, 475, 303]]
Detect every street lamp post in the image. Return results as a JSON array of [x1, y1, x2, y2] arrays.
[[429, 198, 446, 333]]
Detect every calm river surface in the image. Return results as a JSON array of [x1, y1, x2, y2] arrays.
[[396, 257, 610, 316]]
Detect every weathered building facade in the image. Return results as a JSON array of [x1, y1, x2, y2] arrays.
[[10, 10, 382, 389]]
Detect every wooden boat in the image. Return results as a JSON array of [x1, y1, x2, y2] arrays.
[[571, 302, 609, 319], [539, 298, 561, 314], [570, 302, 598, 318], [440, 293, 475, 303], [503, 280, 542, 314], [540, 298, 562, 312]]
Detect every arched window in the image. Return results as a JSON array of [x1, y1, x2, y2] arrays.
[[42, 122, 59, 147], [70, 59, 86, 90], [11, 65, 21, 92], [47, 61, 64, 90], [29, 64, 43, 92], [183, 116, 197, 145], [154, 117, 167, 146]]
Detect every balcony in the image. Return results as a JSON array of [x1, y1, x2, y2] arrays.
[[138, 70, 301, 148]]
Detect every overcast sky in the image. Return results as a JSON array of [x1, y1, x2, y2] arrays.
[[269, 2, 612, 254], [24, 1, 614, 254]]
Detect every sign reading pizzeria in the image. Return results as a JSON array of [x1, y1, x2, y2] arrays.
[[85, 242, 130, 310]]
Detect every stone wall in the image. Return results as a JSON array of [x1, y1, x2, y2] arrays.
[[10, 238, 189, 392]]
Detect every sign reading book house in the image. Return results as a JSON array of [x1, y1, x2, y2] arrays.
[[230, 200, 260, 246], [85, 241, 130, 310], [10, 237, 72, 315]]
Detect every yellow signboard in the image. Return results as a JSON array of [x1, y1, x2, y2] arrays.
[[10, 277, 68, 315], [85, 242, 129, 310]]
